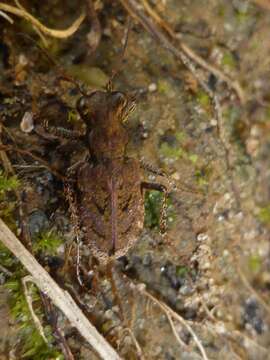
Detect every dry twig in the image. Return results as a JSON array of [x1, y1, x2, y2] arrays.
[[0, 2, 85, 39], [0, 218, 121, 360], [237, 266, 270, 316], [119, 0, 245, 104], [132, 283, 209, 360], [22, 276, 48, 344]]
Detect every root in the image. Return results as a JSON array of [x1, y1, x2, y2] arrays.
[[131, 283, 210, 360], [0, 2, 85, 40]]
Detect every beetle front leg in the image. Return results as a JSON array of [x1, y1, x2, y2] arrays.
[[141, 181, 168, 234], [43, 120, 85, 140]]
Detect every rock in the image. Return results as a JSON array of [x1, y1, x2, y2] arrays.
[[28, 210, 49, 238]]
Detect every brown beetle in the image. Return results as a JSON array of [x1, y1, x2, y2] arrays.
[[64, 88, 168, 266]]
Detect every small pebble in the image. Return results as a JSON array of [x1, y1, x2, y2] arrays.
[[20, 111, 34, 133], [197, 233, 209, 242], [148, 83, 157, 92], [28, 210, 49, 238], [210, 118, 217, 126], [179, 284, 194, 296], [201, 262, 211, 270], [104, 309, 114, 320], [171, 172, 180, 181], [223, 249, 230, 257]]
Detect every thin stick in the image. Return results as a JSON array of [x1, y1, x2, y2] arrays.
[[166, 311, 188, 349], [14, 0, 49, 47], [0, 9, 14, 23], [0, 144, 65, 181], [122, 328, 145, 360], [237, 266, 270, 316], [119, 0, 245, 104], [0, 3, 85, 39], [141, 288, 209, 360], [0, 218, 121, 360], [141, 0, 244, 103], [22, 276, 48, 344]]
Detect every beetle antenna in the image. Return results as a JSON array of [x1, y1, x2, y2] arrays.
[[106, 17, 131, 92]]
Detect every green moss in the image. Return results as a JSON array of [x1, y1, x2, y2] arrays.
[[0, 169, 20, 231], [0, 170, 20, 193], [0, 201, 17, 232], [195, 169, 209, 187], [0, 242, 17, 268], [159, 136, 199, 166], [188, 154, 198, 164], [196, 90, 211, 109], [217, 5, 225, 17], [67, 109, 79, 124], [144, 191, 163, 229], [258, 205, 270, 224], [159, 142, 184, 161], [248, 254, 262, 273], [1, 240, 62, 359], [68, 65, 108, 88], [175, 131, 186, 143], [236, 11, 250, 23], [157, 79, 173, 94], [32, 230, 63, 255], [144, 191, 175, 229], [176, 266, 188, 278], [221, 52, 237, 70], [5, 278, 63, 360]]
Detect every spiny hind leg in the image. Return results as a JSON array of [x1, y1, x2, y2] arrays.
[[64, 165, 84, 286], [140, 158, 201, 195], [140, 158, 166, 177], [141, 181, 180, 257]]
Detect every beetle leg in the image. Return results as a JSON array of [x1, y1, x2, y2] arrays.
[[105, 260, 125, 323], [139, 158, 166, 177], [64, 167, 84, 286], [141, 181, 168, 234], [43, 119, 85, 140]]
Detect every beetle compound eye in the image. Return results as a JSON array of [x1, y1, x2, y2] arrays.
[[112, 91, 127, 109], [76, 96, 92, 122], [77, 96, 87, 114]]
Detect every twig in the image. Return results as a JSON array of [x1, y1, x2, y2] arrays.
[[166, 311, 188, 349], [140, 0, 245, 102], [237, 266, 270, 316], [0, 9, 13, 23], [119, 0, 245, 104], [136, 285, 209, 360], [0, 144, 65, 181], [0, 3, 85, 39], [14, 0, 49, 47], [121, 328, 145, 360], [22, 276, 48, 344], [41, 293, 75, 360], [0, 218, 121, 360]]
